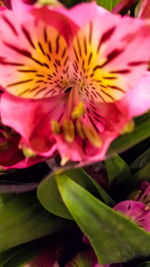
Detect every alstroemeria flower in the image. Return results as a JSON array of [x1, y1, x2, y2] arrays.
[[135, 181, 150, 208], [24, 247, 60, 266], [0, 2, 150, 165], [114, 200, 150, 231], [138, 0, 150, 19]]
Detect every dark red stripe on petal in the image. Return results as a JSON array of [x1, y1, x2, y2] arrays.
[[88, 116, 99, 132], [102, 76, 117, 80], [22, 26, 35, 49], [0, 60, 24, 66], [44, 27, 48, 43], [38, 42, 46, 56], [30, 57, 43, 66], [35, 74, 45, 77], [48, 41, 52, 53], [88, 52, 93, 66], [128, 61, 148, 66], [18, 88, 31, 96], [97, 26, 116, 53], [2, 15, 18, 36], [84, 36, 87, 55], [101, 89, 115, 101], [107, 49, 124, 62], [18, 69, 37, 73], [89, 22, 93, 44], [110, 69, 131, 74], [73, 47, 79, 63], [76, 36, 82, 57], [4, 42, 32, 57], [108, 85, 125, 93], [34, 87, 47, 97], [61, 47, 67, 58], [93, 49, 123, 70], [7, 79, 33, 87], [29, 85, 40, 92], [56, 35, 60, 54]]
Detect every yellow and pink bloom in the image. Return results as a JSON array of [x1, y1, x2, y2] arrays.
[[0, 1, 150, 166]]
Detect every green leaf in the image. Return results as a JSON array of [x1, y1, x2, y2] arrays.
[[107, 113, 150, 157], [134, 162, 150, 185], [37, 168, 114, 219], [0, 242, 45, 266], [37, 173, 72, 220], [0, 193, 68, 252], [66, 251, 94, 267], [131, 148, 150, 170], [105, 154, 134, 199], [105, 154, 132, 185], [96, 0, 120, 11], [64, 168, 114, 205], [138, 262, 150, 267], [57, 175, 150, 264]]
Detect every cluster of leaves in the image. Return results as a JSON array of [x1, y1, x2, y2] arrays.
[[0, 110, 150, 266]]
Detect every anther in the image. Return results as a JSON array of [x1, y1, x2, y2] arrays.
[[76, 119, 85, 139], [120, 119, 135, 135], [82, 124, 102, 147], [51, 120, 60, 134], [22, 146, 37, 158], [71, 102, 85, 119], [62, 119, 75, 142]]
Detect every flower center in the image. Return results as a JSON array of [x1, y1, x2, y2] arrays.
[[51, 85, 102, 148]]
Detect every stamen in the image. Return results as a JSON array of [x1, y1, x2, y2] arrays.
[[120, 119, 135, 135], [62, 119, 75, 142], [22, 146, 37, 158], [82, 124, 102, 147], [51, 120, 60, 134], [71, 102, 85, 119], [61, 155, 69, 166], [76, 119, 85, 139]]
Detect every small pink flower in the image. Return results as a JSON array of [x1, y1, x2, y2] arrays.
[[114, 200, 150, 231], [24, 247, 60, 267], [0, 2, 150, 166], [135, 181, 150, 208]]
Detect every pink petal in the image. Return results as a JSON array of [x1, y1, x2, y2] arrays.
[[135, 182, 150, 208], [112, 0, 137, 14], [0, 7, 72, 99], [70, 13, 150, 103], [0, 134, 25, 167], [30, 5, 78, 43], [114, 200, 150, 232], [24, 247, 59, 267], [55, 2, 109, 28], [116, 71, 150, 119], [139, 0, 150, 19], [0, 92, 60, 155]]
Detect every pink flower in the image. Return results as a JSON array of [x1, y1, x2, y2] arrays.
[[24, 247, 60, 267], [0, 2, 150, 166], [138, 0, 150, 19], [135, 181, 150, 208], [114, 200, 150, 231], [0, 119, 45, 169]]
